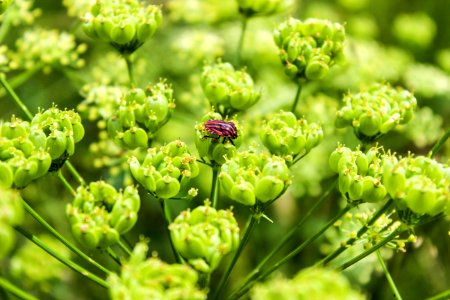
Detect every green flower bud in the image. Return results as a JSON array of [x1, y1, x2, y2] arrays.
[[46, 130, 67, 160], [0, 223, 15, 259], [361, 177, 387, 203], [255, 176, 284, 203], [0, 161, 13, 188], [231, 181, 256, 206], [0, 187, 25, 225], [200, 62, 261, 116], [329, 144, 352, 173], [82, 1, 162, 54], [169, 201, 240, 273]]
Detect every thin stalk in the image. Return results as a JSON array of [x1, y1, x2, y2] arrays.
[[14, 226, 109, 289], [236, 15, 248, 67], [317, 198, 394, 267], [214, 215, 257, 300], [336, 226, 405, 271], [65, 161, 86, 186], [118, 239, 132, 256], [230, 179, 337, 298], [58, 170, 76, 196], [376, 250, 402, 300], [198, 272, 212, 290], [0, 6, 12, 43], [159, 199, 182, 263], [0, 63, 44, 98], [22, 200, 111, 274], [124, 54, 135, 87], [426, 289, 450, 300], [430, 127, 450, 158], [230, 205, 352, 300], [0, 276, 38, 300], [211, 166, 220, 208], [0, 74, 33, 120], [107, 248, 122, 266], [290, 82, 303, 114]]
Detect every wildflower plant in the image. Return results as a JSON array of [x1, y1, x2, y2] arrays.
[[0, 2, 450, 300]]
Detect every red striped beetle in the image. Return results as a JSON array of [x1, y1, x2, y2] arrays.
[[204, 120, 238, 145]]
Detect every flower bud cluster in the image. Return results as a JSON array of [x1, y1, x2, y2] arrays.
[[274, 18, 345, 80], [237, 0, 294, 17], [169, 201, 240, 273], [0, 187, 24, 258], [77, 84, 126, 121], [219, 148, 291, 206], [107, 81, 175, 149], [194, 112, 242, 166], [108, 241, 206, 300], [335, 83, 417, 141], [8, 28, 87, 72], [200, 62, 261, 116], [251, 267, 364, 300], [0, 0, 41, 26], [129, 140, 199, 199], [329, 145, 387, 204], [260, 110, 323, 163], [82, 0, 162, 54], [382, 154, 450, 221], [63, 0, 95, 17], [66, 181, 140, 249]]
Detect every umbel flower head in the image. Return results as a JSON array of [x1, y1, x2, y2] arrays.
[[0, 0, 41, 26], [66, 181, 140, 250], [169, 201, 240, 273], [0, 187, 24, 258], [274, 17, 345, 81], [251, 267, 364, 300], [129, 140, 199, 199], [108, 241, 206, 300], [200, 61, 261, 116], [107, 80, 175, 149], [260, 110, 323, 164], [82, 0, 162, 54], [237, 0, 294, 17], [329, 144, 387, 204], [77, 84, 126, 121], [219, 148, 291, 207], [194, 112, 243, 166], [8, 27, 87, 73], [382, 154, 450, 225], [335, 83, 416, 142]]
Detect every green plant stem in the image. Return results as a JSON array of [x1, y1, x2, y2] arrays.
[[159, 199, 182, 263], [0, 63, 45, 98], [124, 54, 135, 87], [336, 226, 405, 271], [211, 166, 220, 208], [317, 198, 394, 267], [22, 199, 111, 274], [107, 247, 122, 266], [214, 214, 257, 300], [0, 6, 13, 43], [58, 170, 76, 196], [376, 250, 402, 300], [118, 239, 132, 256], [65, 161, 86, 186], [14, 226, 109, 289], [291, 82, 303, 114], [229, 179, 337, 298], [0, 74, 33, 120], [430, 127, 450, 158], [426, 289, 450, 300], [0, 276, 38, 300], [236, 15, 249, 67], [198, 272, 212, 290], [230, 205, 352, 300]]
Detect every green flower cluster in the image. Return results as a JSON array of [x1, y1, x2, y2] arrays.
[[260, 110, 323, 163], [335, 83, 417, 142], [329, 145, 387, 204], [200, 62, 261, 116], [0, 0, 41, 26], [82, 0, 162, 54], [195, 112, 243, 166], [219, 148, 291, 206], [63, 0, 95, 17], [0, 0, 12, 14], [274, 17, 345, 80], [107, 81, 175, 149], [66, 181, 140, 249], [8, 28, 87, 72], [129, 140, 199, 199], [0, 188, 24, 258], [169, 201, 240, 273], [237, 0, 294, 17], [251, 267, 364, 300], [77, 84, 126, 121], [108, 241, 206, 300], [382, 154, 450, 222]]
